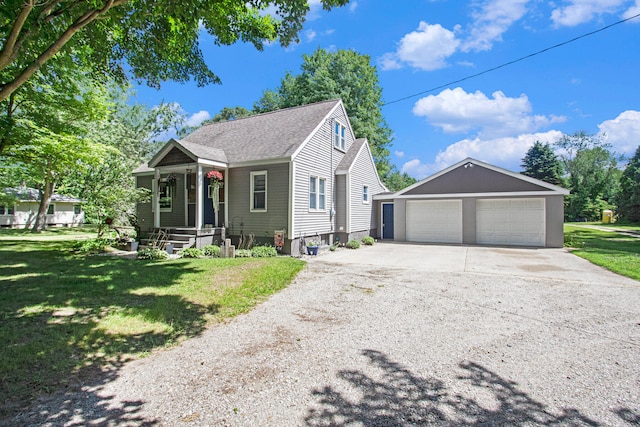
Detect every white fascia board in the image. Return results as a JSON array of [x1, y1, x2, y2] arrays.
[[198, 159, 229, 168], [228, 157, 290, 168], [393, 191, 567, 199], [290, 100, 342, 161], [396, 157, 570, 196], [148, 139, 196, 168]]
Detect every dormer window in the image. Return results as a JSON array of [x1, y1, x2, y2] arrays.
[[334, 122, 346, 151]]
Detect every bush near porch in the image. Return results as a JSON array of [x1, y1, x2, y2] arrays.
[[0, 234, 304, 419]]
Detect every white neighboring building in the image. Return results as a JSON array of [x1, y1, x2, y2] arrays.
[[1, 187, 84, 228]]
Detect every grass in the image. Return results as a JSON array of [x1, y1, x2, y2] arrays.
[[564, 223, 640, 280], [0, 234, 304, 419]]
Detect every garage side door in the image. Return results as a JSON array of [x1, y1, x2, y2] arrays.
[[406, 200, 462, 244], [476, 198, 545, 246]]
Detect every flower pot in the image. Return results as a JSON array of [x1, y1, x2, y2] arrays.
[[307, 246, 318, 255], [125, 241, 139, 252]]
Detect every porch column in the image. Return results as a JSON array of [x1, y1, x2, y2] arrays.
[[196, 164, 203, 229], [153, 169, 160, 228], [224, 167, 229, 227]]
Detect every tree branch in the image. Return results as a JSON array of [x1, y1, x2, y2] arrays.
[[0, 0, 36, 70], [0, 0, 127, 103]]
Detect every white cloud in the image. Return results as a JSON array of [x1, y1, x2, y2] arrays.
[[462, 0, 529, 52], [401, 130, 564, 179], [412, 87, 566, 138], [623, 0, 640, 19], [349, 1, 359, 12], [551, 0, 627, 27], [185, 110, 211, 127], [305, 29, 317, 42], [394, 150, 405, 158], [379, 22, 460, 71], [598, 110, 640, 154]]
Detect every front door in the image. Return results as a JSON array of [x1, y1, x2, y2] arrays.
[[382, 203, 394, 239]]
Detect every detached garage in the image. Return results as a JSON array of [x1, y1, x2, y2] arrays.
[[375, 158, 569, 248]]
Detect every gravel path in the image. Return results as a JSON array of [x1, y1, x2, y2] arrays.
[[8, 246, 640, 426]]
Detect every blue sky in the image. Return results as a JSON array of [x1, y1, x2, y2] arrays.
[[135, 0, 640, 179]]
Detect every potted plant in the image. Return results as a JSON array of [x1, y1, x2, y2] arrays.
[[306, 239, 319, 255]]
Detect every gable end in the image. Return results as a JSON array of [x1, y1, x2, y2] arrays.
[[156, 147, 196, 167], [404, 164, 551, 195]]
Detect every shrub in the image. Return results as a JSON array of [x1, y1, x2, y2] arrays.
[[361, 236, 375, 246], [345, 239, 360, 249], [235, 249, 252, 258], [180, 248, 203, 258], [251, 245, 277, 258], [202, 244, 221, 257], [73, 238, 115, 254], [329, 244, 337, 252], [137, 248, 168, 260]]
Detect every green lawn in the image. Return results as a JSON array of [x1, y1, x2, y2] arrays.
[[564, 223, 640, 280], [0, 236, 304, 418]]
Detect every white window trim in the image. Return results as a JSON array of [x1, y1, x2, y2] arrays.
[[363, 185, 369, 204], [250, 170, 267, 212], [309, 175, 326, 212], [47, 203, 56, 215], [334, 121, 346, 151]]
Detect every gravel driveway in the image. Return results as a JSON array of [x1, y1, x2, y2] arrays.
[[10, 244, 640, 426]]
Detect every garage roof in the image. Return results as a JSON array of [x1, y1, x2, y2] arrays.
[[392, 158, 569, 199]]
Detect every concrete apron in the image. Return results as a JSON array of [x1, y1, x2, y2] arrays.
[[311, 242, 638, 285]]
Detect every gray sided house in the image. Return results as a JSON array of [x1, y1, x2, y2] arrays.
[[1, 186, 84, 228], [133, 99, 387, 255], [374, 158, 569, 248]]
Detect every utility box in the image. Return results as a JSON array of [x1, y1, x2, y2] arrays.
[[602, 210, 613, 224]]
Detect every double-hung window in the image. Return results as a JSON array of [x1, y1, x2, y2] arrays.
[[0, 205, 15, 215], [309, 176, 326, 211], [251, 171, 267, 212], [334, 122, 346, 150], [47, 204, 55, 214], [363, 185, 369, 204]]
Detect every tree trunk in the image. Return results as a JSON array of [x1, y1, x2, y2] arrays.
[[32, 181, 55, 232]]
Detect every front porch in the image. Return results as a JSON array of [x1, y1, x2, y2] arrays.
[[146, 162, 227, 231]]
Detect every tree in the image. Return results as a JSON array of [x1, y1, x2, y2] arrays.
[[0, 0, 349, 103], [555, 132, 621, 221], [521, 141, 564, 186], [0, 64, 112, 230], [61, 90, 184, 231], [617, 145, 640, 223], [254, 48, 394, 179]]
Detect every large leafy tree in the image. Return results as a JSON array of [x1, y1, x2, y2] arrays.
[[0, 0, 349, 103], [253, 48, 414, 189], [521, 141, 564, 186], [555, 132, 621, 221], [61, 93, 183, 230], [617, 145, 640, 223]]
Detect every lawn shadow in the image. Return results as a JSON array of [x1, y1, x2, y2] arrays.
[[305, 349, 600, 426], [0, 240, 216, 424]]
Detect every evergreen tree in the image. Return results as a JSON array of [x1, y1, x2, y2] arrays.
[[618, 145, 640, 223], [521, 141, 564, 186]]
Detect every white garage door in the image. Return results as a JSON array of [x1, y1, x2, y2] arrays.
[[406, 200, 462, 244], [476, 198, 545, 247]]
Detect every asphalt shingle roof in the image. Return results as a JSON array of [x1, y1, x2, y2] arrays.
[[182, 99, 341, 163], [336, 138, 367, 174], [4, 187, 83, 203]]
